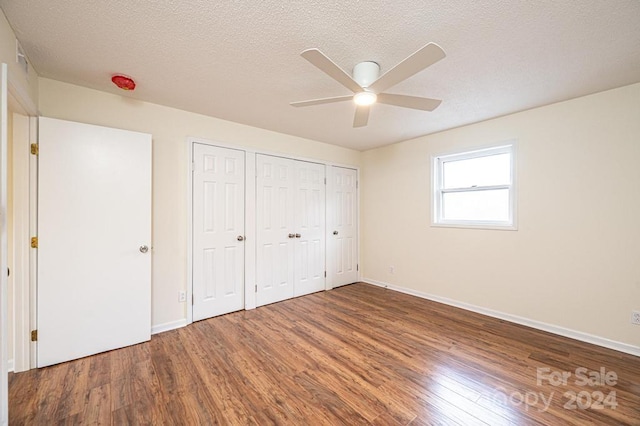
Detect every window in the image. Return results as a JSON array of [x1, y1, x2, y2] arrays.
[[432, 143, 516, 229]]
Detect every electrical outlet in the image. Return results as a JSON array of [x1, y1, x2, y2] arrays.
[[179, 291, 186, 302], [631, 311, 640, 325], [389, 266, 395, 274]]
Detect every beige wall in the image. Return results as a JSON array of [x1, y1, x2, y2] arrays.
[[12, 15, 639, 352], [361, 82, 640, 348], [38, 78, 361, 329], [0, 9, 38, 109]]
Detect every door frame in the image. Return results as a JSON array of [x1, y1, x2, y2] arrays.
[[1, 62, 8, 426], [186, 137, 360, 324], [10, 112, 35, 373], [6, 68, 38, 376]]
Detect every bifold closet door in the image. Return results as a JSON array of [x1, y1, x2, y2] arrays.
[[256, 155, 325, 306], [192, 143, 246, 321], [256, 155, 295, 306], [293, 161, 325, 297]]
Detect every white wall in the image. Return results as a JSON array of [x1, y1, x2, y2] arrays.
[[38, 78, 361, 329], [361, 83, 640, 350]]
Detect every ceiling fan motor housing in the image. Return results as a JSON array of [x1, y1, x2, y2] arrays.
[[353, 61, 380, 88]]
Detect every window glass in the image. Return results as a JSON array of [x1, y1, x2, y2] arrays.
[[442, 153, 510, 189], [442, 189, 510, 221]]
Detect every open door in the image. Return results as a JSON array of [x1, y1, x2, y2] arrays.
[[37, 117, 152, 367]]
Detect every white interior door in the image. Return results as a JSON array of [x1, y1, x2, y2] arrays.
[[256, 155, 295, 306], [192, 143, 245, 321], [294, 161, 325, 296], [37, 117, 152, 367], [329, 166, 358, 288]]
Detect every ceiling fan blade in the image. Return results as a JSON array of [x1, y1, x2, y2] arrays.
[[290, 95, 353, 107], [377, 93, 442, 111], [353, 105, 370, 127], [368, 43, 446, 93], [301, 48, 363, 93]]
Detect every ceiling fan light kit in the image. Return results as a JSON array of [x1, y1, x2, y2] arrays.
[[353, 91, 377, 106], [291, 43, 446, 128]]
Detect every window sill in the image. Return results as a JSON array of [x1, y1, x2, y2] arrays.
[[431, 221, 517, 231]]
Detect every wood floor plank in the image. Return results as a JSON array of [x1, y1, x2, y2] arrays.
[[9, 283, 640, 425]]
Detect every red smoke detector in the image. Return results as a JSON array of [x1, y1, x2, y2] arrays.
[[111, 75, 136, 91]]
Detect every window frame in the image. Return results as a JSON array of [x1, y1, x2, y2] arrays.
[[431, 142, 517, 230]]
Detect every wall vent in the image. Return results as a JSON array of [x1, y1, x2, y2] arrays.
[[16, 40, 28, 75]]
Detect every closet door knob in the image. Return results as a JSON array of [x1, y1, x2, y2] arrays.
[[333, 231, 338, 235], [295, 233, 301, 238], [288, 233, 295, 238], [237, 235, 245, 241]]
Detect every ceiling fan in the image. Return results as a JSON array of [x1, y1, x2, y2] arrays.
[[290, 43, 446, 127]]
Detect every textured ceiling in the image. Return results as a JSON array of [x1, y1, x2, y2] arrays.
[[1, 0, 640, 151]]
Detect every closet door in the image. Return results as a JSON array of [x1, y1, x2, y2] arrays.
[[256, 155, 295, 306], [328, 166, 358, 288], [192, 143, 245, 321], [256, 155, 326, 305], [294, 161, 326, 297]]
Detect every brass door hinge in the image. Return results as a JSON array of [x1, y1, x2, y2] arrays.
[[31, 237, 38, 248], [30, 143, 39, 155], [31, 330, 37, 342]]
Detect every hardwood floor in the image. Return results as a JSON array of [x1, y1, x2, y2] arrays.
[[9, 283, 640, 425]]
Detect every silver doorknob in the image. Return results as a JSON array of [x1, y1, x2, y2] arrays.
[[237, 235, 245, 241], [139, 245, 149, 253], [333, 231, 339, 235], [288, 233, 295, 238], [295, 233, 301, 238]]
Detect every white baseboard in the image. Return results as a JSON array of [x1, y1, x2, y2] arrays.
[[7, 359, 13, 373], [151, 319, 188, 335], [362, 278, 640, 357]]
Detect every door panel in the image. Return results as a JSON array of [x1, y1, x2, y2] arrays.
[[37, 117, 151, 367], [294, 161, 325, 296], [192, 143, 245, 321], [256, 155, 295, 306], [329, 166, 358, 287]]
